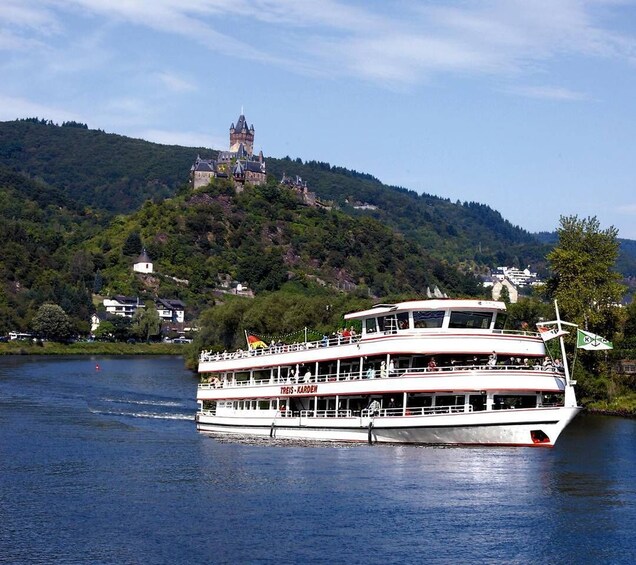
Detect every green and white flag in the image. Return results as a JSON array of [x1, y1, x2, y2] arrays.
[[576, 329, 613, 351]]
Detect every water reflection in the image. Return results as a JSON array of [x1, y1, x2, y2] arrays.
[[1, 357, 634, 565]]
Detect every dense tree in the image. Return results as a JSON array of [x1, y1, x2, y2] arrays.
[[122, 231, 143, 256], [108, 316, 133, 341], [545, 216, 626, 335], [31, 303, 73, 341], [545, 216, 630, 406], [132, 302, 161, 342], [94, 320, 115, 340]]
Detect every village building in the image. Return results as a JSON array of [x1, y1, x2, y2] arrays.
[[103, 296, 144, 318], [191, 113, 266, 190], [155, 298, 185, 324], [133, 248, 153, 274], [280, 173, 317, 207], [491, 279, 519, 303], [483, 265, 543, 303]]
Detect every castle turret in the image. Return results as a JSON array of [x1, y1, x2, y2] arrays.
[[229, 113, 254, 156]]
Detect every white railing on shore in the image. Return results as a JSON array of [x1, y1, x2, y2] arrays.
[[198, 363, 564, 389]]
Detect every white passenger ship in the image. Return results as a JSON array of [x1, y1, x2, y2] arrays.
[[196, 299, 581, 446]]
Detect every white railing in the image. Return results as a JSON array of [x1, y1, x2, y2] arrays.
[[197, 363, 564, 389], [362, 404, 470, 417], [299, 409, 354, 418], [200, 335, 362, 363]]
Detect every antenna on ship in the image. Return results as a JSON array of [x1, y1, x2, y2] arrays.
[[537, 300, 578, 407]]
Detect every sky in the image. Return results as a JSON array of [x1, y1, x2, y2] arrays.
[[1, 0, 636, 238]]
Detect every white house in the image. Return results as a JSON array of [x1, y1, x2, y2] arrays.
[[155, 298, 185, 324], [103, 296, 144, 318], [492, 279, 519, 303], [133, 249, 154, 274]]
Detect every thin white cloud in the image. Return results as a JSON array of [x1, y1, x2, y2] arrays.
[[5, 1, 636, 88], [616, 203, 636, 215], [133, 128, 226, 149], [155, 71, 197, 93], [0, 0, 60, 34], [504, 85, 589, 101], [0, 94, 82, 122]]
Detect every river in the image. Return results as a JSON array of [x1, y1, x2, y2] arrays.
[[1, 356, 634, 564]]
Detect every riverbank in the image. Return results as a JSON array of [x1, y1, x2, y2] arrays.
[[584, 396, 636, 418], [0, 341, 188, 355]]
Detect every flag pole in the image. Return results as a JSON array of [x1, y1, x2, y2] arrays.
[[554, 300, 578, 407], [244, 330, 250, 350]]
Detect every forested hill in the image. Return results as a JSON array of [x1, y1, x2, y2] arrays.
[[0, 119, 213, 215], [0, 118, 548, 268], [266, 157, 547, 268]]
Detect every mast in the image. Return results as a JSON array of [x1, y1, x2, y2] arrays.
[[553, 300, 578, 407]]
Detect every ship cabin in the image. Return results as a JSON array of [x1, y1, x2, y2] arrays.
[[198, 300, 564, 421]]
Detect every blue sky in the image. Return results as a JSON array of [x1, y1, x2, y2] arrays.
[[2, 1, 636, 238]]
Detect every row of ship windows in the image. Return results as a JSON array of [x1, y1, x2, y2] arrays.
[[203, 393, 564, 412], [365, 310, 495, 333]]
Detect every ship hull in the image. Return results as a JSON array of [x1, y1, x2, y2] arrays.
[[196, 406, 581, 447]]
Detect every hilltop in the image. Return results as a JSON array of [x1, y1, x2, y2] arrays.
[[0, 118, 549, 267], [1, 117, 635, 337]]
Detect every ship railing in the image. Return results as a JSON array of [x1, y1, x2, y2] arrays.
[[198, 364, 564, 388], [492, 329, 540, 337], [199, 335, 362, 363], [199, 329, 542, 363], [299, 409, 354, 418], [362, 404, 470, 417]]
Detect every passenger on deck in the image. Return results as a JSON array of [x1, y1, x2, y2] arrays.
[[388, 360, 396, 377], [369, 399, 381, 416], [366, 366, 376, 379], [428, 357, 437, 371], [488, 351, 498, 368], [380, 361, 387, 378], [304, 369, 312, 383]]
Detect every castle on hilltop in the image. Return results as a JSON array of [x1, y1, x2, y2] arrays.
[[191, 113, 266, 190]]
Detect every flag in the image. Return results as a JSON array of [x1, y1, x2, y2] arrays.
[[537, 325, 568, 342], [247, 334, 267, 350], [577, 329, 613, 351]]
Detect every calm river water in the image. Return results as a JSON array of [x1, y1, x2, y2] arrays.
[[1, 356, 634, 564]]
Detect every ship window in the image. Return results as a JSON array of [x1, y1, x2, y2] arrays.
[[365, 318, 377, 334], [469, 394, 486, 411], [493, 395, 537, 410], [435, 395, 465, 407], [396, 312, 409, 329], [259, 400, 270, 410], [541, 393, 564, 407], [449, 311, 493, 329], [413, 310, 445, 328], [407, 394, 433, 408]]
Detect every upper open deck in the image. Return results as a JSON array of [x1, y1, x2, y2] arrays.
[[198, 299, 544, 373]]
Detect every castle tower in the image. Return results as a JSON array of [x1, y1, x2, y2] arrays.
[[229, 113, 255, 156]]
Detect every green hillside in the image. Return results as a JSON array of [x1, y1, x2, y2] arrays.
[[266, 157, 549, 268], [88, 177, 482, 319], [0, 118, 212, 215], [0, 119, 549, 268], [0, 166, 99, 332]]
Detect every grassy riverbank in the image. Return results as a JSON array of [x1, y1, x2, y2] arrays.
[[0, 341, 189, 356], [584, 393, 636, 417]]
